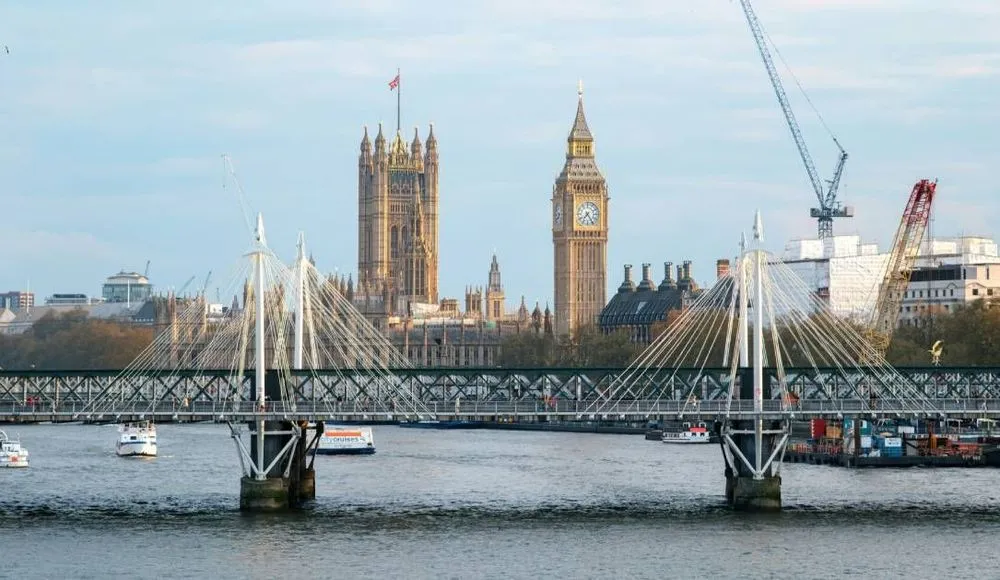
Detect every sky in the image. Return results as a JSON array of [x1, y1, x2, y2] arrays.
[[1, 0, 999, 308]]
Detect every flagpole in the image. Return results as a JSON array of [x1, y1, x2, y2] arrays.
[[396, 67, 401, 133]]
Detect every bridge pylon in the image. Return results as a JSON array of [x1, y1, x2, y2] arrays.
[[719, 215, 787, 511], [227, 217, 302, 510]]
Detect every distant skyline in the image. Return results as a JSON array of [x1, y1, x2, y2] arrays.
[[1, 1, 998, 306]]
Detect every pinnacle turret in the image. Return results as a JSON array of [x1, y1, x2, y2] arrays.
[[361, 125, 371, 152], [487, 253, 502, 292], [374, 122, 386, 154], [411, 126, 422, 155]]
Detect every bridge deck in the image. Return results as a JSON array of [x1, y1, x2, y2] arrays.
[[5, 398, 1000, 423]]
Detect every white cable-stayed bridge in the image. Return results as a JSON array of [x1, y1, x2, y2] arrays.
[[4, 212, 1000, 511]]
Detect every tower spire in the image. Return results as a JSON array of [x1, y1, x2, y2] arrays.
[[570, 79, 593, 142]]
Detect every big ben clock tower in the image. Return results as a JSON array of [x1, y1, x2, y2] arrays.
[[552, 81, 608, 337]]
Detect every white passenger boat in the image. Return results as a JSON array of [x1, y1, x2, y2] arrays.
[[0, 430, 29, 468], [116, 421, 157, 457], [313, 426, 375, 455], [662, 423, 712, 444]]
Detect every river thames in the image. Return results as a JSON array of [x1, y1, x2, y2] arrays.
[[3, 423, 999, 579]]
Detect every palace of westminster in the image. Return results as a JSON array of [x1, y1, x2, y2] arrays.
[[332, 83, 702, 366], [3, 84, 708, 363]]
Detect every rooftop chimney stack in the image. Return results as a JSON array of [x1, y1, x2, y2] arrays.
[[682, 260, 692, 282], [658, 262, 676, 291], [618, 264, 637, 293], [716, 259, 731, 280], [638, 263, 655, 292]]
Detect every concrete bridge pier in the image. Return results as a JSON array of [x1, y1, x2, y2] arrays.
[[719, 369, 789, 511], [289, 421, 322, 504], [720, 419, 787, 511], [240, 418, 295, 511], [234, 370, 307, 512]]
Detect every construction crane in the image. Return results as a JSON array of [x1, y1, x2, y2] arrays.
[[177, 275, 197, 297], [736, 0, 851, 239], [200, 270, 212, 298], [867, 179, 937, 357]]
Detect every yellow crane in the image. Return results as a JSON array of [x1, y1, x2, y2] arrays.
[[866, 179, 938, 358]]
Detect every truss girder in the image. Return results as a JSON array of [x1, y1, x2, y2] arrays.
[[2, 367, 1000, 414]]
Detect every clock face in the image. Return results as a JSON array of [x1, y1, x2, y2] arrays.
[[554, 203, 563, 228], [576, 201, 599, 226]]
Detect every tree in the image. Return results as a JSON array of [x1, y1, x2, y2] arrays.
[[0, 311, 154, 370], [498, 324, 641, 368], [887, 298, 1000, 366], [498, 331, 556, 367]]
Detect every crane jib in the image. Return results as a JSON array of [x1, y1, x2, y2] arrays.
[[737, 0, 850, 238]]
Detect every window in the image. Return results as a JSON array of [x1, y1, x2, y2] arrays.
[[989, 289, 995, 296], [950, 289, 954, 297], [973, 288, 980, 296]]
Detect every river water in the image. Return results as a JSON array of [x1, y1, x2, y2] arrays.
[[2, 423, 999, 579]]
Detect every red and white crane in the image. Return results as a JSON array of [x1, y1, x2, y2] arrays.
[[868, 179, 937, 357]]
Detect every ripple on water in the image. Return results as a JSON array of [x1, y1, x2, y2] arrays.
[[4, 424, 1000, 579]]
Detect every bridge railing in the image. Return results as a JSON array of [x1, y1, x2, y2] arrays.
[[7, 398, 1000, 421]]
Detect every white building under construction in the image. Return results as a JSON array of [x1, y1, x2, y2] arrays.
[[781, 234, 1000, 325], [781, 235, 889, 322]]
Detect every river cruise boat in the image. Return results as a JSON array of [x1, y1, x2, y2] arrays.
[[0, 430, 29, 468], [662, 422, 712, 444], [116, 421, 157, 457], [314, 426, 375, 455]]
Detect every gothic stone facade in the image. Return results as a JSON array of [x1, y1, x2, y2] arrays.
[[357, 124, 440, 324]]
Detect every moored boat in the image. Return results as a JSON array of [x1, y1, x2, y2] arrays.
[[0, 430, 29, 468], [662, 422, 713, 444], [313, 426, 375, 455], [116, 421, 157, 457]]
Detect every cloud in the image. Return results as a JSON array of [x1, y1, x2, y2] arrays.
[[0, 0, 998, 304]]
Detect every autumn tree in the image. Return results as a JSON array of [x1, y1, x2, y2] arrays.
[[0, 311, 154, 370], [888, 298, 1000, 366]]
